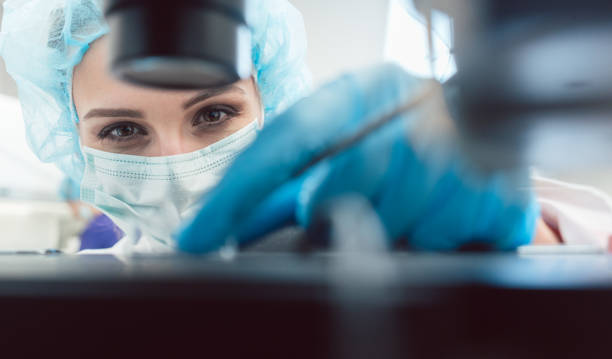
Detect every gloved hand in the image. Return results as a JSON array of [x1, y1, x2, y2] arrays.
[[177, 64, 539, 253]]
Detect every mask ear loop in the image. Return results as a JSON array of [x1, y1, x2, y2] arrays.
[[251, 66, 265, 130], [425, 7, 436, 79]]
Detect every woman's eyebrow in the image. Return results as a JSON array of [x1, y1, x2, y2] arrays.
[[83, 108, 144, 120], [183, 84, 246, 110]]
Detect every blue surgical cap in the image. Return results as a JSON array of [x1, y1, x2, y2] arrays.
[[0, 0, 311, 182]]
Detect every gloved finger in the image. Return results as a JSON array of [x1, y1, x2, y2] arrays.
[[295, 113, 406, 229], [178, 64, 423, 253], [409, 168, 538, 250], [409, 169, 499, 250], [235, 176, 305, 245], [373, 130, 436, 240]]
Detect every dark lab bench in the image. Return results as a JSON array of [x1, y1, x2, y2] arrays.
[[0, 252, 610, 358]]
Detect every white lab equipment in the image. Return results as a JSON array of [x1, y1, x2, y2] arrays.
[[0, 94, 75, 250]]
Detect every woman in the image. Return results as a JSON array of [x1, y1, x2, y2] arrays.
[[2, 1, 608, 253], [1, 0, 310, 253]]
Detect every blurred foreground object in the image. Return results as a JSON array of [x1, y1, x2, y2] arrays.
[[1, 252, 612, 357], [414, 0, 612, 170]]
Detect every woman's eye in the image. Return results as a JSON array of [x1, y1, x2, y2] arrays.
[[98, 123, 146, 142], [193, 106, 237, 127]]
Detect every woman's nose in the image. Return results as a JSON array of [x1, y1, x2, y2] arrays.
[[157, 135, 188, 157], [153, 127, 213, 156]]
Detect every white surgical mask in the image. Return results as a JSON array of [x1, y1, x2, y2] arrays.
[[80, 121, 259, 251]]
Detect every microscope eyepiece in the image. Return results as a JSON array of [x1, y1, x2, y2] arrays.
[[103, 0, 251, 89]]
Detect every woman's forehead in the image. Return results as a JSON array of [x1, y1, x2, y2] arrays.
[[73, 36, 254, 110]]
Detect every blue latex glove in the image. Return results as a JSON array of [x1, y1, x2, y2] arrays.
[[178, 64, 539, 253]]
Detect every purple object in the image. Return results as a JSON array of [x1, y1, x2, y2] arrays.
[[79, 214, 123, 250]]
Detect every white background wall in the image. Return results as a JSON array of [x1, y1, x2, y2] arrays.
[[289, 0, 390, 86]]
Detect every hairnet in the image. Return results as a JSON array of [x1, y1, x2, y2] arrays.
[[0, 0, 311, 182]]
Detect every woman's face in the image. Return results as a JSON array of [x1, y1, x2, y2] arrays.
[[73, 36, 262, 156]]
